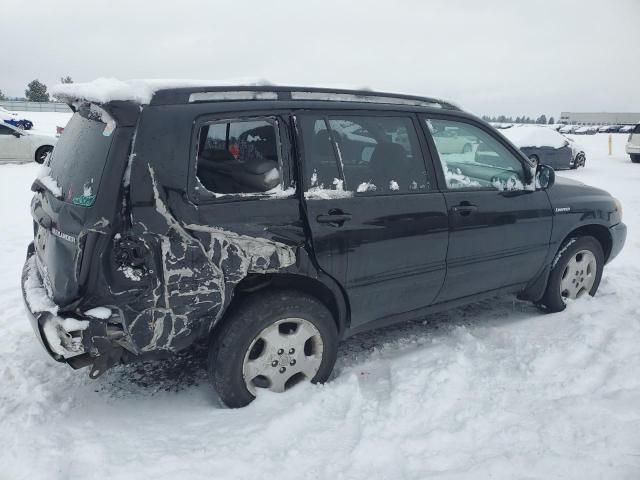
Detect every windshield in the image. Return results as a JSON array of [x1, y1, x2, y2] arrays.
[[48, 111, 114, 206]]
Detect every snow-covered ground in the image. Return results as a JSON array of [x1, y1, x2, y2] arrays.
[[1, 122, 639, 479]]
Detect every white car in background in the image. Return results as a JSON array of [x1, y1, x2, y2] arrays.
[[626, 124, 640, 164], [431, 125, 475, 153], [559, 124, 578, 134], [0, 122, 56, 163]]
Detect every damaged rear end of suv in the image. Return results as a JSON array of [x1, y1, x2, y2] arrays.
[[23, 99, 143, 377], [22, 82, 314, 401]]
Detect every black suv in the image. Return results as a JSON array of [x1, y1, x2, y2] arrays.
[[22, 83, 626, 407]]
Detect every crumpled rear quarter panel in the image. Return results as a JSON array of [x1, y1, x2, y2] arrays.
[[119, 105, 303, 354]]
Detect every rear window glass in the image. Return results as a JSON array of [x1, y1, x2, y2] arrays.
[[48, 112, 114, 206], [196, 117, 282, 195]]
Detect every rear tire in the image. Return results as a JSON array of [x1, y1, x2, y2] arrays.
[[35, 145, 53, 164], [539, 236, 604, 313], [208, 290, 339, 408], [631, 154, 640, 164]]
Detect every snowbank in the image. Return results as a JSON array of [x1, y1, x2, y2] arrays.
[[501, 124, 569, 149]]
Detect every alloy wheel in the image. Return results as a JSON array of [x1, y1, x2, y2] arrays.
[[560, 249, 597, 300], [242, 318, 324, 394]]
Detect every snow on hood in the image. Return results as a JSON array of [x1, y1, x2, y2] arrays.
[[51, 77, 273, 105], [501, 125, 569, 149]]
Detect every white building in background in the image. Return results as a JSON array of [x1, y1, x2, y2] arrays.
[[560, 112, 640, 125]]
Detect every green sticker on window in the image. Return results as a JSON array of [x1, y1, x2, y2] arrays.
[[72, 194, 96, 207]]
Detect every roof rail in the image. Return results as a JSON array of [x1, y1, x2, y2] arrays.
[[185, 86, 459, 110]]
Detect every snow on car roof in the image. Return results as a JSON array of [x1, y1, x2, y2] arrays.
[[51, 77, 273, 105], [500, 124, 568, 149], [51, 78, 456, 109]]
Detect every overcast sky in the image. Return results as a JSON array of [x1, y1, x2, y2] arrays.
[[3, 0, 639, 117]]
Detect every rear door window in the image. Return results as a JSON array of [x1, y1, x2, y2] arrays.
[[195, 117, 284, 196], [299, 114, 430, 197], [48, 112, 114, 206]]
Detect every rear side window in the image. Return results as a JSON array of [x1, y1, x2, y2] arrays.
[[299, 114, 430, 197], [634, 124, 640, 134], [196, 118, 283, 195], [48, 112, 114, 206]]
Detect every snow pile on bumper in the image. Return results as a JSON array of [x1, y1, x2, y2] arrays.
[[23, 255, 89, 358]]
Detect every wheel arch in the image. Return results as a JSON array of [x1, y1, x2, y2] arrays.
[[519, 222, 612, 303], [562, 223, 612, 262], [217, 272, 349, 337]]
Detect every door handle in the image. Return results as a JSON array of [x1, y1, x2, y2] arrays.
[[316, 210, 352, 225], [451, 204, 478, 216]]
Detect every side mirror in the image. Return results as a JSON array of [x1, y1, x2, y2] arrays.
[[12, 131, 21, 138], [537, 164, 555, 189]]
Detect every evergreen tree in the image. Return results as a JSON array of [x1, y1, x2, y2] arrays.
[[548, 116, 555, 124], [25, 80, 50, 102], [60, 76, 73, 84], [0, 89, 6, 101]]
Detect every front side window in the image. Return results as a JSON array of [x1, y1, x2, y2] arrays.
[[299, 114, 430, 198], [196, 118, 283, 195], [0, 125, 13, 135], [425, 118, 528, 191]]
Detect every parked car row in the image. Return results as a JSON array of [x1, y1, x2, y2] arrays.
[[493, 122, 634, 135], [560, 124, 633, 135]]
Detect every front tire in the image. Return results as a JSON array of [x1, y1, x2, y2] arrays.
[[539, 236, 604, 312], [529, 154, 539, 167], [631, 154, 640, 164], [35, 145, 53, 164], [208, 290, 339, 408]]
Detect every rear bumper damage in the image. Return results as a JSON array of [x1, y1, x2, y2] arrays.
[[21, 244, 126, 376]]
